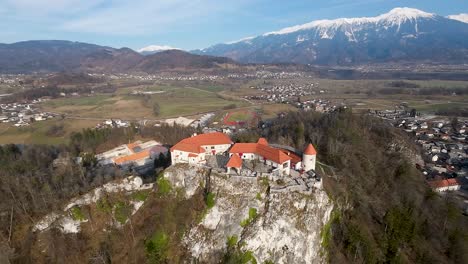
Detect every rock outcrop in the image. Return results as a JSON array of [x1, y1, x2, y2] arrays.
[[164, 164, 333, 264]]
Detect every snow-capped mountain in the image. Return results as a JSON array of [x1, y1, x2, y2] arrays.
[[138, 45, 180, 55], [195, 7, 468, 65], [447, 13, 468, 23]]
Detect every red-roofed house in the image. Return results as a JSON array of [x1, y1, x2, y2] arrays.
[[428, 178, 463, 192], [96, 140, 168, 171], [229, 138, 292, 175], [170, 132, 233, 165]]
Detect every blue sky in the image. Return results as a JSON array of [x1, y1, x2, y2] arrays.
[[1, 0, 467, 50]]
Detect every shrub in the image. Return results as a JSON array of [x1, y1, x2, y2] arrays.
[[97, 196, 112, 213], [240, 208, 258, 228], [70, 206, 86, 221], [256, 192, 262, 201], [205, 192, 216, 209], [223, 103, 237, 110], [132, 190, 150, 202], [157, 177, 172, 196], [145, 231, 169, 264], [114, 201, 132, 224], [226, 235, 238, 249], [224, 235, 257, 264]]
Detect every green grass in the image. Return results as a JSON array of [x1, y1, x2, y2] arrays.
[[226, 235, 239, 249], [70, 206, 86, 221], [240, 208, 258, 228], [42, 85, 249, 119], [145, 231, 170, 264], [157, 177, 172, 196], [256, 192, 262, 201], [205, 192, 216, 209], [153, 86, 244, 108], [412, 102, 468, 112], [0, 119, 99, 145], [96, 197, 113, 213], [196, 85, 225, 92], [44, 94, 116, 107], [132, 190, 151, 202], [226, 111, 253, 122], [151, 87, 248, 117], [114, 201, 132, 224], [320, 209, 340, 258]]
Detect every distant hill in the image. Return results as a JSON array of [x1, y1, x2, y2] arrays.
[[80, 47, 143, 73], [134, 50, 236, 72], [0, 41, 235, 74], [0, 40, 107, 73], [195, 7, 468, 65]]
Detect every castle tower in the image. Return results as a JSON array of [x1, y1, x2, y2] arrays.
[[303, 143, 317, 172]]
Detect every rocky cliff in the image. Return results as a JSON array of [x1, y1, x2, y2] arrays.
[[164, 164, 333, 263]]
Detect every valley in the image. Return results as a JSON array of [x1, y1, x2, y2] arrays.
[[0, 3, 467, 264], [1, 70, 468, 146]]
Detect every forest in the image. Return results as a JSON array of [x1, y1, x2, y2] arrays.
[[0, 123, 195, 263], [0, 110, 466, 263], [261, 109, 467, 263]]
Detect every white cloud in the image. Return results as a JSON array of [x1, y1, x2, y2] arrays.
[[58, 0, 252, 35]]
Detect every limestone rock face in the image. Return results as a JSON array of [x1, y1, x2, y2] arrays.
[[164, 164, 333, 264], [242, 190, 332, 264]]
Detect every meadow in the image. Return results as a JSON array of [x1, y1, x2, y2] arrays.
[[4, 77, 467, 145], [0, 119, 99, 145], [41, 85, 249, 120]]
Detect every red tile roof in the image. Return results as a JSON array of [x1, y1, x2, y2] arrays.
[[428, 178, 461, 189], [304, 144, 317, 155], [226, 154, 242, 168], [230, 143, 258, 153], [114, 149, 151, 165], [188, 153, 199, 158], [170, 132, 232, 153], [257, 138, 268, 145], [170, 142, 205, 153], [279, 149, 302, 164], [230, 142, 291, 164], [126, 142, 139, 152]]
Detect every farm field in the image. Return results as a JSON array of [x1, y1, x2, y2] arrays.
[[41, 85, 249, 120], [4, 77, 468, 145], [223, 110, 258, 126], [0, 119, 99, 145], [259, 104, 298, 119]]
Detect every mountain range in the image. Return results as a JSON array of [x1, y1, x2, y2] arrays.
[[0, 7, 468, 73], [0, 41, 235, 74], [196, 8, 468, 65]]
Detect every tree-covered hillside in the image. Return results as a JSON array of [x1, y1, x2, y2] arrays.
[[0, 110, 466, 263], [263, 109, 467, 263]]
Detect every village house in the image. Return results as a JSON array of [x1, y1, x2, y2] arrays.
[[170, 132, 233, 165], [428, 178, 465, 192], [96, 140, 168, 171]]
